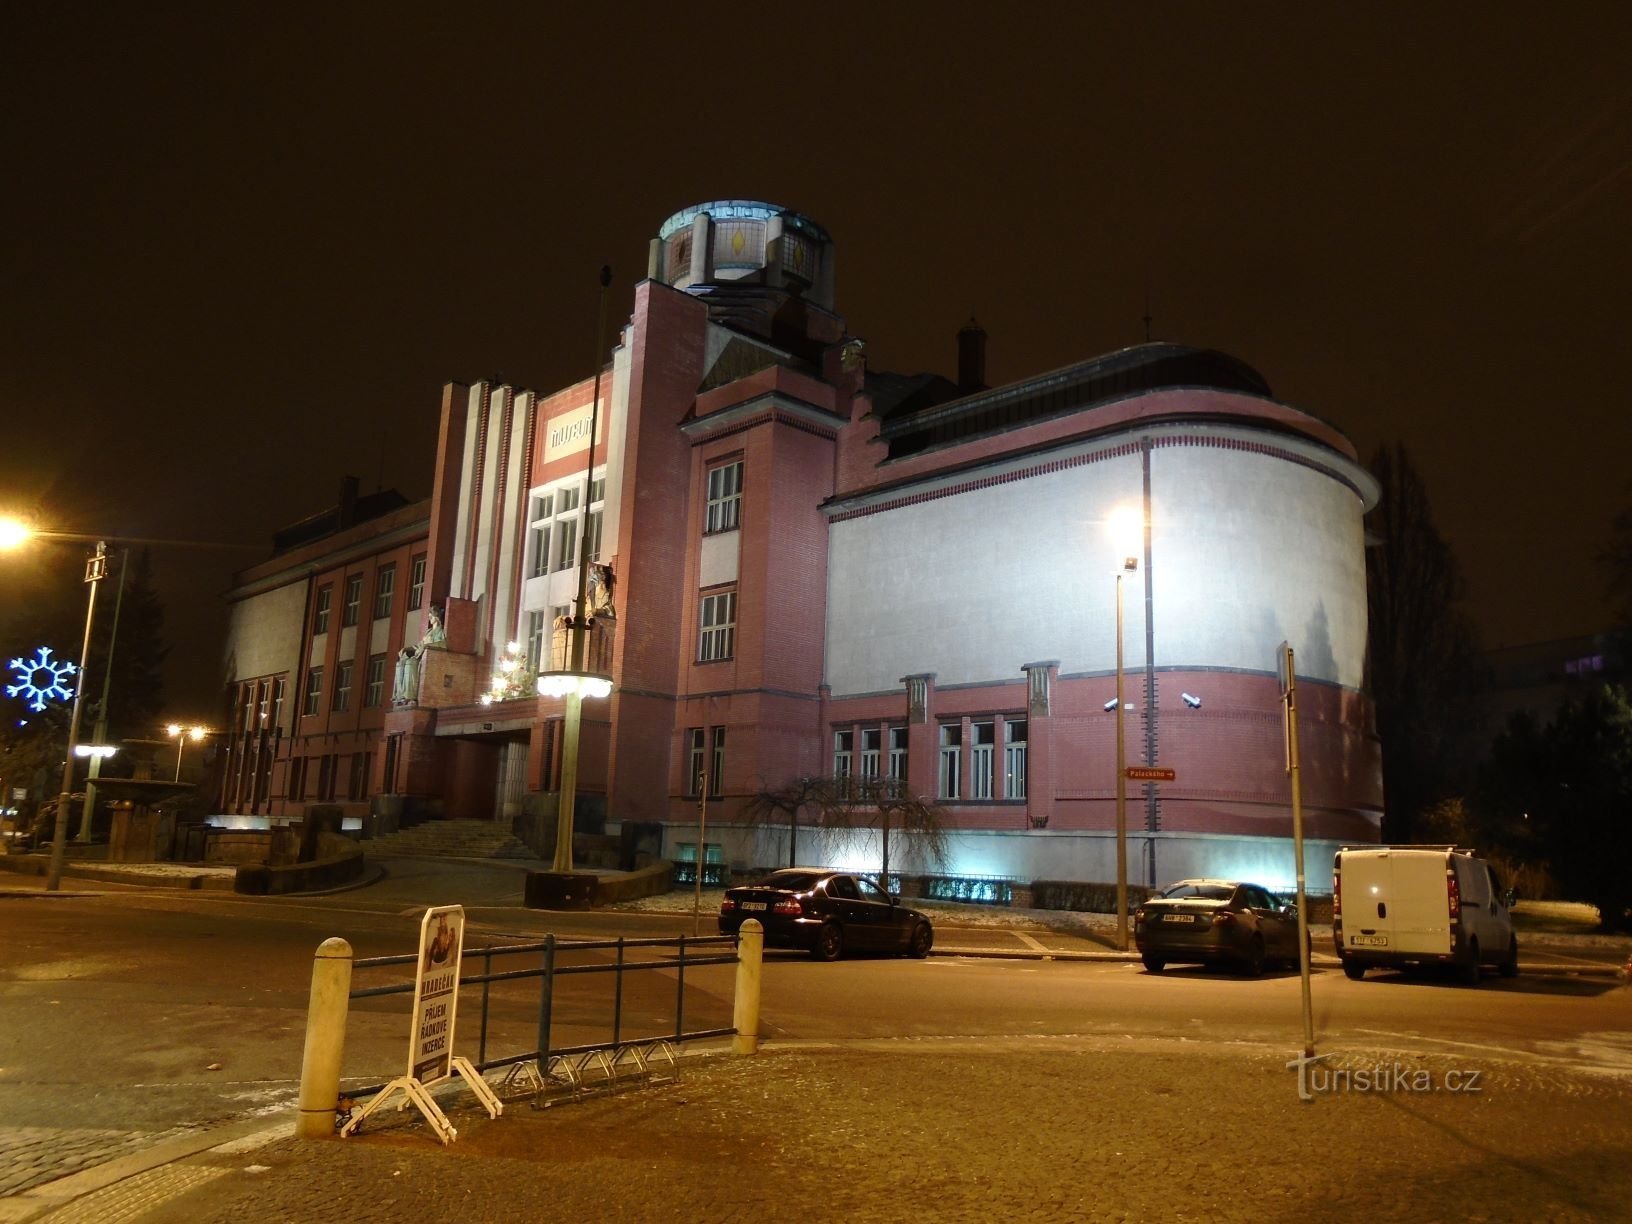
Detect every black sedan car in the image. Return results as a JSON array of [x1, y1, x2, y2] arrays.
[[1134, 879, 1303, 975], [718, 868, 935, 961]]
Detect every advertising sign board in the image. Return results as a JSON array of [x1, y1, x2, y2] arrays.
[[410, 905, 465, 1085]]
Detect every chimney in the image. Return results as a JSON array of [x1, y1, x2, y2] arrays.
[[337, 474, 359, 530], [957, 317, 987, 393]]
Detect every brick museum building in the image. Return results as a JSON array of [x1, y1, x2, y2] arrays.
[[219, 199, 1382, 891]]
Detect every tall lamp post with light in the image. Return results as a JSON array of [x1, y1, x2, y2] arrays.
[[50, 541, 109, 892], [537, 266, 615, 875], [1, 519, 260, 889], [1108, 506, 1144, 952], [166, 723, 209, 781]]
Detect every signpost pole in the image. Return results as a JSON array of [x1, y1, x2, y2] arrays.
[[1279, 642, 1315, 1062]]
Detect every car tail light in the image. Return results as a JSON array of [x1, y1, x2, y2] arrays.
[[1446, 869, 1460, 919], [772, 898, 803, 916], [1212, 910, 1237, 927], [1332, 868, 1342, 918], [719, 898, 737, 914]]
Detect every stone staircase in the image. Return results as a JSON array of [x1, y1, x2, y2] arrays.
[[367, 819, 538, 860]]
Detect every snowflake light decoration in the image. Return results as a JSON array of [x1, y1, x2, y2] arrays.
[[6, 646, 77, 713]]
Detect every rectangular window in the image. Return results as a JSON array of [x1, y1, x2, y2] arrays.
[[589, 477, 606, 503], [705, 460, 743, 533], [860, 728, 882, 780], [1004, 719, 1028, 800], [318, 754, 336, 801], [530, 522, 552, 577], [888, 727, 908, 781], [342, 575, 362, 627], [271, 677, 286, 731], [288, 756, 306, 800], [303, 667, 323, 717], [971, 722, 995, 800], [687, 728, 705, 797], [526, 610, 546, 673], [554, 517, 578, 572], [332, 660, 353, 712], [698, 589, 736, 662], [938, 724, 961, 800], [710, 726, 726, 798], [348, 751, 369, 801], [833, 730, 854, 781], [408, 556, 426, 610], [373, 566, 395, 620], [585, 508, 604, 562], [365, 654, 386, 708], [314, 586, 332, 635], [558, 484, 580, 513]]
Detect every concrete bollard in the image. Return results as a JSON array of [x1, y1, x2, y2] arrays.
[[295, 937, 354, 1139], [732, 919, 763, 1055]]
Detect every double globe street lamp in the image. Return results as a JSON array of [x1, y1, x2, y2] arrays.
[[166, 723, 210, 781]]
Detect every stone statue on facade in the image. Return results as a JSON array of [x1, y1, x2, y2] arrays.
[[587, 564, 616, 620], [392, 606, 448, 706]]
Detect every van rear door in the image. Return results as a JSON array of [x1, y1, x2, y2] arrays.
[[1339, 849, 1453, 958], [1390, 851, 1454, 956], [1339, 850, 1396, 953]]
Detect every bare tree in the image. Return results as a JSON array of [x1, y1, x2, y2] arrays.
[[738, 775, 951, 881], [739, 775, 829, 867]]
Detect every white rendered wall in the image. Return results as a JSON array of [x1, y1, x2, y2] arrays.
[[223, 584, 306, 684], [1152, 440, 1368, 687], [824, 426, 1369, 695]]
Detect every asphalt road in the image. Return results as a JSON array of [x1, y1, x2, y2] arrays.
[[3, 856, 1628, 1146]]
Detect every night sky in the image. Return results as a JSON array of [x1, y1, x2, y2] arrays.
[[4, 5, 1629, 717]]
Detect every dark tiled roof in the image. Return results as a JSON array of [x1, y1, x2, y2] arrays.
[[862, 370, 961, 420], [878, 343, 1272, 459], [271, 489, 412, 556]]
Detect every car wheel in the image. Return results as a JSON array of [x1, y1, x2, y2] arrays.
[[1499, 934, 1519, 978], [905, 921, 933, 959], [1341, 959, 1366, 980], [1240, 936, 1266, 977], [812, 922, 844, 962], [1458, 938, 1481, 986], [1141, 955, 1165, 973]]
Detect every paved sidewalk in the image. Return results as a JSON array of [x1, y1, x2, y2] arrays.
[[12, 1035, 1632, 1223]]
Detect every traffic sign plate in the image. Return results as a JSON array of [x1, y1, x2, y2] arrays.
[[1125, 766, 1176, 782]]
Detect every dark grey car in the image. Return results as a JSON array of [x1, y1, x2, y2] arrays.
[[1134, 879, 1304, 975]]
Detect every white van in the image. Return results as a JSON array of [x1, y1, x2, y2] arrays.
[[1332, 845, 1518, 984]]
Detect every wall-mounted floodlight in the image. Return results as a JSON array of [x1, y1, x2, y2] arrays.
[[1104, 697, 1119, 712], [1181, 692, 1202, 708]]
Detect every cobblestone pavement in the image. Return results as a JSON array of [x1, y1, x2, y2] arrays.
[[0, 1130, 184, 1197], [11, 1034, 1627, 1224]]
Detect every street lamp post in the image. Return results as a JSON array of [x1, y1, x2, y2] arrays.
[[543, 264, 614, 875], [47, 543, 108, 892], [1109, 507, 1143, 953], [1114, 560, 1132, 951], [78, 547, 128, 841], [167, 723, 208, 781]]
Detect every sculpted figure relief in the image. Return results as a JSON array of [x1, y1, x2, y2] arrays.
[[392, 606, 448, 706]]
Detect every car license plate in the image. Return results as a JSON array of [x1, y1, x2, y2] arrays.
[[1350, 934, 1387, 947], [741, 902, 766, 912], [1161, 914, 1191, 923]]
